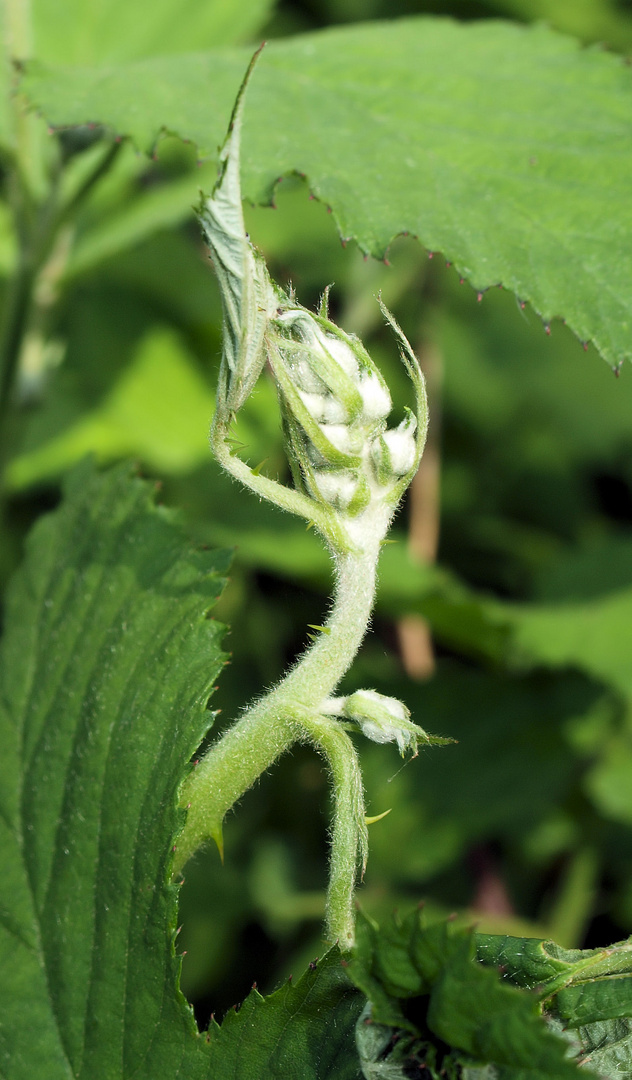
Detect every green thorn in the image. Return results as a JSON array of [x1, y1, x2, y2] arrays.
[[252, 458, 269, 476], [365, 808, 392, 825], [307, 624, 331, 635]]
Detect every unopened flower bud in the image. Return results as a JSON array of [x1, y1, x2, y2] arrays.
[[358, 373, 392, 421], [202, 50, 428, 554], [341, 690, 429, 755], [298, 390, 349, 425], [371, 413, 418, 483], [311, 470, 371, 514]]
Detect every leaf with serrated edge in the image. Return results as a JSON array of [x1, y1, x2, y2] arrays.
[[22, 19, 632, 368], [0, 461, 232, 1079], [349, 912, 583, 1078], [206, 949, 364, 1080]]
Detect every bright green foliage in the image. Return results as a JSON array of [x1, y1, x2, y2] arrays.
[[352, 916, 632, 1077], [348, 909, 583, 1078], [0, 462, 231, 1078], [5, 329, 217, 488], [30, 0, 275, 64], [2, 3, 632, 1077], [22, 19, 632, 368]]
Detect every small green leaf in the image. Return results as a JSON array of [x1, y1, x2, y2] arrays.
[[349, 911, 583, 1078], [577, 1018, 632, 1078], [556, 978, 632, 1026], [476, 932, 632, 1076]]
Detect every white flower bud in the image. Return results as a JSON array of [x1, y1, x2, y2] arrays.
[[381, 425, 417, 476], [318, 333, 359, 379], [371, 414, 418, 484], [204, 55, 428, 558], [359, 373, 392, 421], [318, 424, 359, 454], [311, 470, 361, 510], [298, 391, 349, 425], [341, 690, 427, 755], [293, 356, 328, 395]]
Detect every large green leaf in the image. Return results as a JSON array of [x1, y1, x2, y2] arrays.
[[22, 19, 632, 367], [29, 0, 275, 65], [0, 462, 231, 1078]]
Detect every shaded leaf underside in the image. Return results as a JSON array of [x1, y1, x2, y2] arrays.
[[22, 18, 632, 367]]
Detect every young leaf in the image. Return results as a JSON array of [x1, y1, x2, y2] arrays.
[[0, 461, 230, 1078], [348, 910, 583, 1078], [477, 932, 632, 1078], [22, 19, 632, 368]]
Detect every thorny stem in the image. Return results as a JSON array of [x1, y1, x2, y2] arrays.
[[178, 50, 430, 949], [175, 545, 379, 944]]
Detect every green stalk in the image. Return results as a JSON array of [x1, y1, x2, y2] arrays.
[[174, 545, 379, 927], [301, 713, 367, 948]]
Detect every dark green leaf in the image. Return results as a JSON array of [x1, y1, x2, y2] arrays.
[[348, 910, 582, 1077], [205, 948, 364, 1080], [0, 461, 230, 1077], [476, 933, 632, 1077], [576, 1018, 632, 1078]]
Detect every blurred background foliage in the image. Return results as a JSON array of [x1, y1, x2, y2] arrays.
[[2, 0, 632, 1030]]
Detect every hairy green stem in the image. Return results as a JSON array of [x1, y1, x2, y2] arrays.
[[175, 545, 379, 917], [300, 713, 367, 948], [211, 413, 357, 555]]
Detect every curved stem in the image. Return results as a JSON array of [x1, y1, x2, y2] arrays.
[[301, 713, 367, 949], [175, 544, 379, 889], [211, 413, 356, 555], [174, 698, 301, 873], [281, 544, 379, 704]]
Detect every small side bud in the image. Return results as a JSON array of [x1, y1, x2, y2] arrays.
[[371, 413, 418, 483], [341, 690, 426, 755]]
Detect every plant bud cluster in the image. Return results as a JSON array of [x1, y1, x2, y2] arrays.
[[269, 302, 419, 524]]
